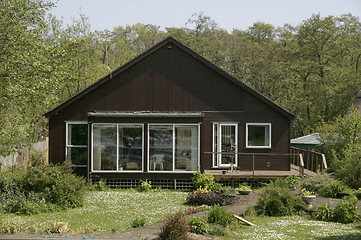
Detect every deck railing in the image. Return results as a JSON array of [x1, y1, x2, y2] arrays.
[[205, 148, 327, 177], [290, 147, 327, 173]]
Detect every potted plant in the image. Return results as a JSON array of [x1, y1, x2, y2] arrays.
[[221, 186, 237, 194], [237, 183, 252, 195], [301, 188, 316, 205]]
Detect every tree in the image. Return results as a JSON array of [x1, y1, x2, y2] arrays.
[[290, 14, 361, 135], [0, 0, 60, 155]]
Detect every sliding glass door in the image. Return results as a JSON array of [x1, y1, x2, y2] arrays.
[[148, 124, 199, 172]]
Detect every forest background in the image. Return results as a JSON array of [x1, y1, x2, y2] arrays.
[[1, 0, 361, 156]]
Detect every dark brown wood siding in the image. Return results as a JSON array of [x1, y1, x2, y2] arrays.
[[48, 41, 291, 173]]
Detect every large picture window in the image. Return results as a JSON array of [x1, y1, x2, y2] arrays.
[[92, 124, 143, 171], [246, 123, 271, 148], [213, 123, 238, 167], [148, 124, 199, 172], [66, 122, 88, 166]]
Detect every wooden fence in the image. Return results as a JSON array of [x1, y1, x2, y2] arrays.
[[0, 138, 48, 170]]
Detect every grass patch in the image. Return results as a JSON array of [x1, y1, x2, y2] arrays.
[[221, 215, 361, 239], [0, 190, 188, 234]]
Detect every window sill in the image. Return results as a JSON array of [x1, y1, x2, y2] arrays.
[[244, 146, 272, 149]]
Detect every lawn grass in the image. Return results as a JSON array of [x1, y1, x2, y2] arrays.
[[221, 215, 361, 240], [0, 190, 189, 234]]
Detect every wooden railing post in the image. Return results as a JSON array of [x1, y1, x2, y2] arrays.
[[299, 154, 304, 178], [321, 154, 327, 172]]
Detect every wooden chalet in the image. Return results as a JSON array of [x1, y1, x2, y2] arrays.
[[44, 37, 295, 188]]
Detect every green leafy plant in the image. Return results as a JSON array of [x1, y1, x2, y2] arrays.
[[138, 180, 152, 192], [159, 211, 189, 240], [331, 142, 361, 189], [284, 175, 302, 188], [237, 183, 251, 191], [131, 216, 146, 228], [333, 195, 360, 223], [188, 216, 209, 234], [207, 224, 227, 236], [91, 179, 109, 191], [312, 202, 334, 221], [257, 186, 306, 216], [354, 188, 361, 200], [319, 181, 350, 198], [191, 170, 222, 191], [207, 204, 233, 227], [245, 205, 256, 217]]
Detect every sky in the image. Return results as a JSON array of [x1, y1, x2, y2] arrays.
[[50, 0, 361, 32]]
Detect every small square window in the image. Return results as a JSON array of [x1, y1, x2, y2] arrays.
[[246, 123, 271, 148]]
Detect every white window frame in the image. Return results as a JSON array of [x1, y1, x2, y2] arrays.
[[212, 123, 238, 168], [91, 123, 144, 172], [246, 123, 272, 148], [65, 121, 88, 167], [147, 123, 200, 173]]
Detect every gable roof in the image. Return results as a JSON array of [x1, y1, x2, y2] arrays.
[[44, 37, 294, 120]]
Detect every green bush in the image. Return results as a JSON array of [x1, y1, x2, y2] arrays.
[[191, 170, 222, 191], [333, 196, 359, 223], [300, 173, 336, 193], [138, 180, 152, 192], [188, 216, 209, 234], [22, 165, 87, 208], [245, 205, 256, 217], [0, 164, 87, 214], [207, 205, 233, 227], [207, 224, 227, 236], [159, 211, 189, 240], [91, 179, 109, 191], [269, 176, 301, 189], [300, 172, 350, 197], [312, 202, 334, 222], [331, 143, 361, 189], [131, 216, 146, 228], [257, 186, 306, 216], [319, 181, 350, 198], [354, 188, 361, 200]]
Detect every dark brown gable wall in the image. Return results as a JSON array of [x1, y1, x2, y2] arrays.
[[93, 43, 244, 112]]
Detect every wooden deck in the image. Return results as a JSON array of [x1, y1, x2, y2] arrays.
[[204, 164, 316, 179]]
